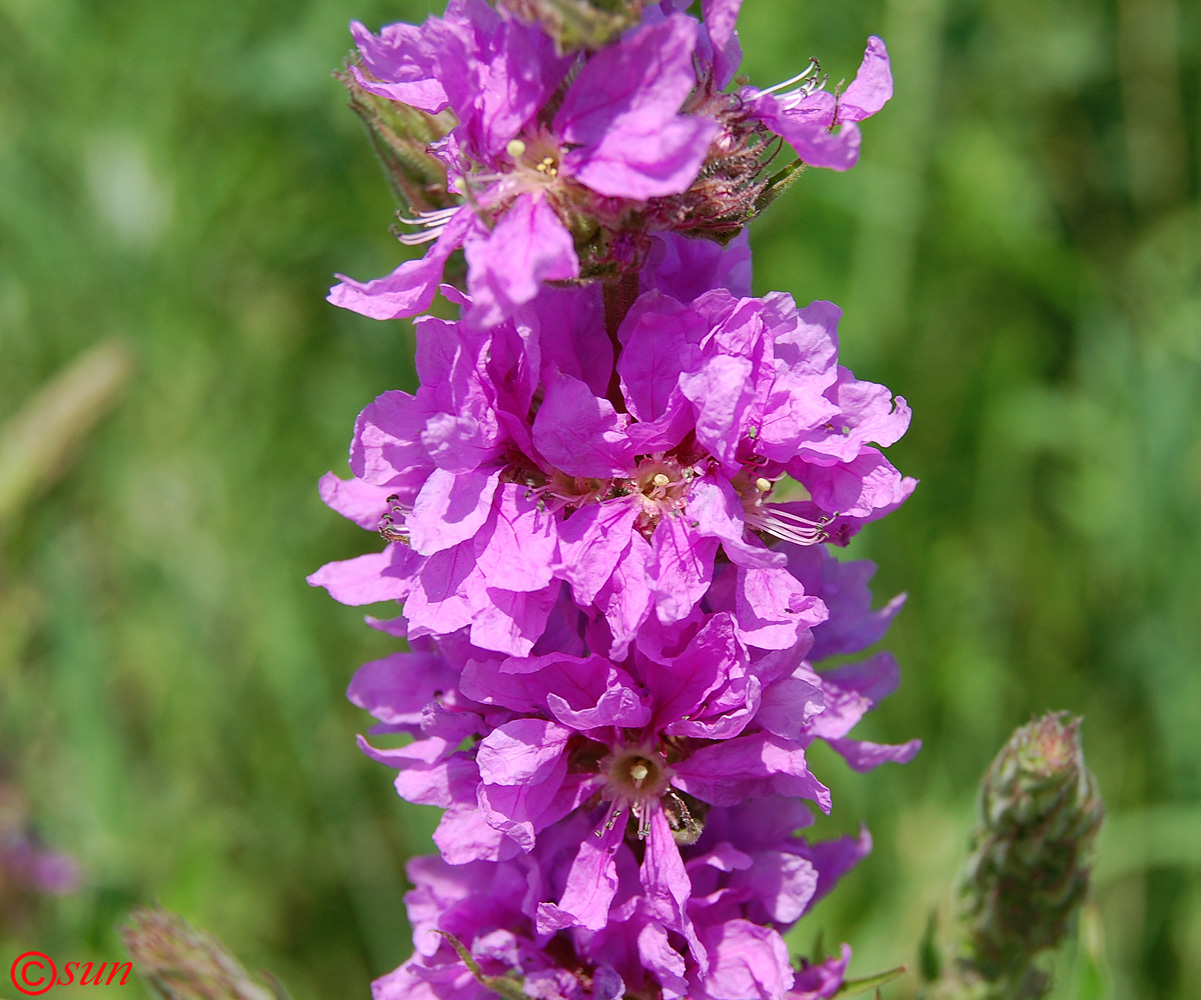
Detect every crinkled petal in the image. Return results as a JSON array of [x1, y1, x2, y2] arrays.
[[533, 373, 635, 477], [565, 115, 719, 199], [689, 477, 785, 569], [839, 37, 893, 122], [473, 485, 557, 592], [557, 16, 713, 198], [350, 18, 457, 113], [826, 736, 921, 772], [731, 850, 819, 924], [672, 734, 831, 812], [553, 498, 641, 606], [792, 828, 872, 906], [307, 548, 415, 605], [649, 515, 719, 625], [643, 230, 753, 304], [730, 566, 826, 651], [404, 541, 480, 636], [556, 15, 698, 149], [348, 650, 460, 728], [617, 293, 700, 422], [789, 944, 851, 1000], [679, 354, 755, 471], [752, 97, 864, 171], [536, 818, 624, 932], [641, 809, 702, 967], [318, 472, 395, 530], [407, 467, 501, 554], [702, 0, 744, 89], [464, 193, 579, 327], [329, 207, 474, 320], [594, 531, 654, 657], [695, 918, 793, 1000], [468, 585, 557, 656], [433, 800, 521, 864]]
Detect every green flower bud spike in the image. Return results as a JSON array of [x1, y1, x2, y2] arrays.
[[336, 67, 456, 217], [932, 712, 1105, 999], [121, 907, 291, 1000], [497, 0, 644, 52]]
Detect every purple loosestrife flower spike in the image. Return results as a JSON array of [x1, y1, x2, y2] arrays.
[[318, 4, 918, 998]]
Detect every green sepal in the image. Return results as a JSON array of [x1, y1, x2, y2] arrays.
[[433, 931, 531, 1000], [753, 159, 806, 215], [831, 965, 907, 997]]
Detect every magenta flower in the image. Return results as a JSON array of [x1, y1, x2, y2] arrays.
[[346, 554, 918, 932], [309, 281, 913, 657], [333, 6, 717, 327], [378, 799, 866, 1000], [330, 2, 891, 327], [738, 35, 893, 172]]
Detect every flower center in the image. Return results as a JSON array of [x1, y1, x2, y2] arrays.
[[629, 457, 691, 531], [598, 745, 671, 839], [505, 132, 563, 181]]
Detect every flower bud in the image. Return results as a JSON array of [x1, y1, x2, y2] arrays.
[[956, 713, 1104, 994], [497, 0, 644, 52], [336, 67, 456, 217], [121, 907, 283, 1000]]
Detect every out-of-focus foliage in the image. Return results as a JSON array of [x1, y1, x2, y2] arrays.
[[0, 0, 1196, 997]]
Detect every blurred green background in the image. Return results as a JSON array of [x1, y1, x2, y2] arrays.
[[0, 0, 1197, 997]]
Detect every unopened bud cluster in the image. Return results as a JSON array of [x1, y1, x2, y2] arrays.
[[926, 713, 1104, 1000], [121, 907, 279, 1000]]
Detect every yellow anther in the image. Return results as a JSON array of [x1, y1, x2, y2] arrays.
[[652, 473, 670, 487], [630, 763, 650, 782], [506, 138, 527, 159], [755, 477, 772, 492]]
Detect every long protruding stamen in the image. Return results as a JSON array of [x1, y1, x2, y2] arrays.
[[594, 804, 624, 838], [746, 506, 836, 545], [397, 229, 445, 246], [395, 206, 460, 226], [755, 59, 821, 98], [395, 207, 458, 245]]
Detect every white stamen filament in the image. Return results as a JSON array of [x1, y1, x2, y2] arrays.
[[395, 207, 458, 245], [756, 59, 820, 97], [746, 506, 834, 545], [397, 229, 445, 246], [395, 206, 460, 225]]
